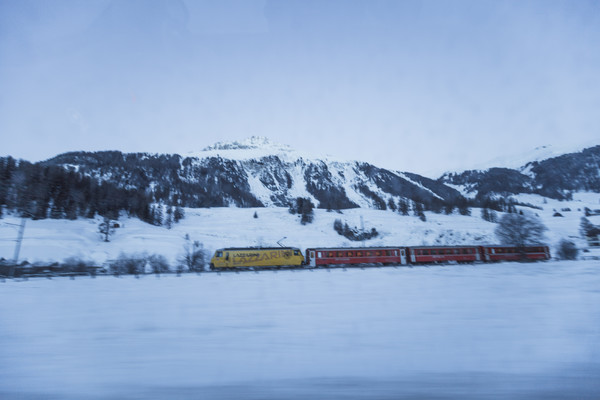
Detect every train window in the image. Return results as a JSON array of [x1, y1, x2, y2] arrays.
[[294, 250, 299, 255], [366, 251, 372, 256], [423, 250, 429, 255], [317, 252, 321, 258], [216, 251, 223, 258], [337, 252, 343, 257], [431, 250, 437, 255], [375, 251, 380, 256], [328, 252, 334, 257], [401, 250, 405, 256], [348, 251, 354, 257], [357, 251, 363, 256]]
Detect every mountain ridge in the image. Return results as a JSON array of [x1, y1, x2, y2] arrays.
[[1, 138, 598, 224]]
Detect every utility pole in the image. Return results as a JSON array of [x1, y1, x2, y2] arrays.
[[13, 217, 26, 263], [9, 217, 26, 277]]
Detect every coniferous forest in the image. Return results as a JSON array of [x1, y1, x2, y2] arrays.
[[0, 156, 160, 223]]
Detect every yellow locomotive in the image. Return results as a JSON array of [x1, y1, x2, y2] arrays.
[[210, 247, 305, 269]]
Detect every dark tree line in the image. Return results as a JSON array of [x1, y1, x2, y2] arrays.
[[384, 195, 471, 221], [0, 157, 163, 224]]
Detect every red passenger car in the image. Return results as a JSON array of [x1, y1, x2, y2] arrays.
[[408, 246, 481, 264], [481, 245, 550, 262], [305, 247, 407, 267]]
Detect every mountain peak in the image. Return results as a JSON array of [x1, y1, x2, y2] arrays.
[[202, 136, 292, 152]]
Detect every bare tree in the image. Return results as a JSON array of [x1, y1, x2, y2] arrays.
[[98, 216, 116, 242], [179, 234, 206, 272], [495, 212, 547, 249], [147, 254, 170, 275]]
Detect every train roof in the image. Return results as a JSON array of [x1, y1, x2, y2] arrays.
[[409, 245, 480, 249], [306, 246, 404, 251], [215, 247, 301, 251], [481, 244, 548, 248]]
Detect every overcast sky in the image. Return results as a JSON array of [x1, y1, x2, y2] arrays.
[[1, 0, 598, 176]]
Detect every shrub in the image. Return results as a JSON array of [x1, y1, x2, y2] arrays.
[[109, 253, 146, 276], [557, 239, 578, 260], [61, 256, 95, 274], [147, 254, 170, 274]]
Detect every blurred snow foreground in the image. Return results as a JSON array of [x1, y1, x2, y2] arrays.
[[1, 261, 599, 399]]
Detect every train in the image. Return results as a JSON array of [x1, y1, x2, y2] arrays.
[[209, 244, 551, 270]]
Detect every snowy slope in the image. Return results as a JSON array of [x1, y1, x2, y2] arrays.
[[44, 137, 464, 210], [2, 190, 600, 266], [463, 140, 599, 173]]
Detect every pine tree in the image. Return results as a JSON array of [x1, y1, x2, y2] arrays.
[[481, 208, 490, 221], [458, 198, 471, 216], [154, 204, 164, 226], [165, 206, 173, 229], [174, 205, 184, 223], [387, 198, 397, 212], [398, 199, 409, 216], [333, 218, 343, 234]]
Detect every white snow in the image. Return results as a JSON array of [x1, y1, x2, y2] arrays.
[[2, 192, 600, 398], [455, 141, 599, 174], [2, 190, 600, 266], [185, 136, 366, 171], [0, 261, 599, 399]]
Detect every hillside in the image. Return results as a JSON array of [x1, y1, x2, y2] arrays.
[[440, 145, 600, 200], [40, 137, 464, 211], [1, 191, 598, 267], [2, 138, 599, 227]]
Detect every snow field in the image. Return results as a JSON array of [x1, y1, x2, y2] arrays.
[[0, 261, 599, 399], [2, 190, 600, 267]]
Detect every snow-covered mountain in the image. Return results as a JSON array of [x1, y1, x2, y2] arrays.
[[42, 136, 464, 210], [2, 137, 599, 224], [440, 144, 600, 200]]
